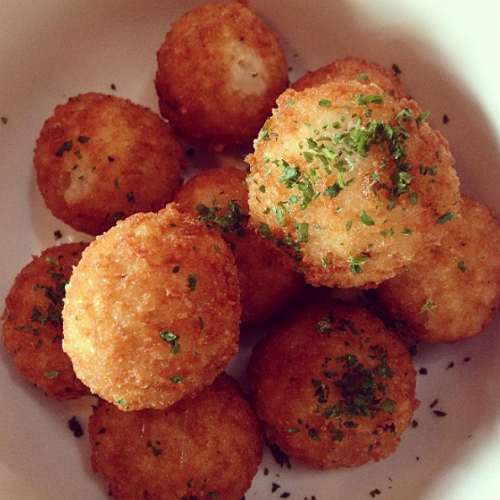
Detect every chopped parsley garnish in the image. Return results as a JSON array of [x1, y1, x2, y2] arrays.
[[55, 140, 73, 157], [196, 200, 249, 237], [458, 261, 467, 272], [347, 255, 370, 274], [324, 183, 341, 198], [416, 111, 430, 127], [436, 212, 457, 224], [113, 211, 125, 223], [170, 375, 183, 384], [360, 210, 375, 226], [77, 136, 89, 144], [318, 98, 332, 108], [308, 428, 320, 441], [44, 370, 59, 379], [420, 299, 436, 312], [159, 330, 180, 355], [126, 191, 135, 207], [295, 222, 309, 243], [187, 274, 199, 292], [357, 73, 368, 80], [46, 256, 59, 266], [357, 93, 385, 106]]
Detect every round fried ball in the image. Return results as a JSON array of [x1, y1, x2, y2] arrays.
[[155, 1, 288, 151], [62, 204, 241, 411], [248, 302, 418, 469], [2, 243, 89, 400], [34, 92, 184, 236], [89, 373, 262, 500], [292, 56, 409, 99], [246, 81, 461, 288], [174, 166, 303, 323], [375, 195, 500, 343]]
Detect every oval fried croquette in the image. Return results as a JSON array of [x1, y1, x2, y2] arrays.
[[62, 204, 241, 411], [34, 92, 184, 235], [246, 81, 461, 288], [248, 302, 418, 469], [2, 243, 89, 400], [174, 166, 303, 323], [89, 374, 263, 500], [155, 1, 288, 151], [292, 56, 409, 99], [375, 195, 500, 343]]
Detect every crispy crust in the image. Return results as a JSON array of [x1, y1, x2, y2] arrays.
[[89, 374, 263, 500], [375, 196, 500, 342], [62, 204, 241, 410], [174, 166, 303, 323], [292, 57, 409, 99], [248, 302, 418, 469], [2, 243, 89, 400], [155, 1, 288, 151], [246, 81, 460, 287], [34, 92, 184, 235]]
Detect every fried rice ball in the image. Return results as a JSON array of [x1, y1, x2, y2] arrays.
[[174, 166, 303, 323], [62, 204, 241, 411], [293, 56, 409, 100], [89, 373, 262, 500], [155, 1, 288, 151], [2, 243, 89, 400], [246, 81, 461, 288], [248, 302, 418, 469], [34, 92, 184, 236], [375, 195, 500, 343]]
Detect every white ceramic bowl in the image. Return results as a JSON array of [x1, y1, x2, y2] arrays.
[[1, 1, 500, 499]]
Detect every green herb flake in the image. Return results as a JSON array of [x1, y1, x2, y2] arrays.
[[458, 261, 467, 272], [77, 136, 90, 144], [170, 375, 183, 384], [416, 111, 430, 127], [360, 210, 375, 226], [324, 183, 341, 198], [126, 191, 135, 207], [402, 227, 413, 236], [357, 73, 368, 80], [44, 370, 59, 379], [436, 212, 457, 224], [187, 274, 199, 292], [356, 93, 385, 106], [295, 222, 309, 243], [199, 317, 204, 330], [380, 398, 397, 415], [408, 192, 418, 206], [55, 140, 73, 157], [159, 330, 180, 355], [288, 428, 300, 434], [346, 220, 352, 231], [258, 185, 266, 193], [318, 99, 332, 108], [420, 299, 436, 312], [308, 428, 321, 441], [347, 255, 369, 274], [46, 256, 59, 266], [330, 429, 345, 442]]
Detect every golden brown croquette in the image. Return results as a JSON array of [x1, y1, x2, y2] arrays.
[[2, 243, 89, 400], [34, 92, 184, 235], [62, 205, 241, 411], [174, 166, 303, 323], [155, 1, 288, 151], [246, 82, 461, 288], [375, 195, 500, 343], [292, 56, 409, 99], [89, 374, 263, 500], [248, 302, 418, 469]]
